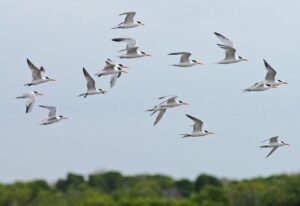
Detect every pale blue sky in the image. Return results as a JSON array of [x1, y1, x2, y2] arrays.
[[1, 0, 300, 183]]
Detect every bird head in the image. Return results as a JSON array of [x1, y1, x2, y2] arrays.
[[179, 100, 189, 105], [45, 76, 56, 81], [277, 80, 288, 85], [99, 89, 108, 94], [238, 56, 248, 61], [281, 141, 290, 146], [205, 130, 215, 135], [192, 60, 203, 65], [137, 21, 145, 26], [141, 51, 152, 57], [33, 91, 44, 96], [59, 115, 68, 120]]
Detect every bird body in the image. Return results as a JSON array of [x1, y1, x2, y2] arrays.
[[146, 95, 188, 126], [168, 52, 203, 67], [214, 32, 248, 64], [79, 67, 107, 98], [260, 136, 290, 158], [39, 105, 67, 125], [242, 83, 276, 92], [112, 12, 144, 29], [16, 91, 43, 113], [24, 59, 55, 86], [181, 114, 214, 138]]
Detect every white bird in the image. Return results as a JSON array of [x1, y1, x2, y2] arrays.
[[111, 12, 144, 29], [24, 59, 55, 86], [260, 136, 290, 158], [16, 91, 44, 113], [112, 38, 137, 52], [79, 68, 107, 98], [214, 32, 248, 64], [242, 83, 276, 92], [146, 95, 188, 126], [260, 59, 288, 86], [181, 114, 214, 138], [168, 52, 203, 67], [119, 47, 151, 59], [39, 105, 67, 125], [94, 59, 128, 88]]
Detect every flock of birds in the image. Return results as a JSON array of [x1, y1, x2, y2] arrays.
[[16, 12, 290, 158]]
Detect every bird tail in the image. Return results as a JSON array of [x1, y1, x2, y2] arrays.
[[24, 83, 32, 86], [78, 93, 87, 98], [242, 89, 250, 93]]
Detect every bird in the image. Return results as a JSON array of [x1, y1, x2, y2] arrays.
[[16, 91, 44, 113], [181, 114, 214, 138], [168, 52, 203, 67], [242, 83, 277, 92], [112, 38, 137, 52], [94, 59, 129, 88], [24, 58, 55, 86], [112, 38, 151, 59], [214, 32, 248, 64], [260, 136, 290, 158], [111, 12, 144, 29], [146, 95, 188, 126], [79, 68, 107, 98], [260, 59, 288, 86], [118, 47, 151, 59], [39, 105, 67, 125]]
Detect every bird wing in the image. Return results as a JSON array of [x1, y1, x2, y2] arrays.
[[263, 59, 277, 81], [110, 74, 119, 88], [26, 96, 35, 113], [266, 147, 279, 158], [154, 109, 166, 126], [186, 114, 204, 132], [39, 66, 46, 78], [166, 96, 178, 104], [168, 52, 191, 63], [83, 67, 96, 91], [217, 44, 236, 60], [269, 136, 279, 143], [214, 32, 235, 48], [39, 105, 57, 118], [27, 58, 42, 80], [112, 38, 137, 51], [105, 58, 115, 66], [120, 12, 136, 24], [126, 47, 138, 54]]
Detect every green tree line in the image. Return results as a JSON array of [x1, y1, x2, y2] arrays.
[[0, 171, 300, 206]]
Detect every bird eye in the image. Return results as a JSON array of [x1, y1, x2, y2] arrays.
[[278, 80, 282, 82], [266, 84, 271, 86], [192, 60, 196, 63], [119, 64, 124, 67], [141, 51, 145, 54]]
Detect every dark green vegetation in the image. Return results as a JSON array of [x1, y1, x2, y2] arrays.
[[1, 171, 300, 206]]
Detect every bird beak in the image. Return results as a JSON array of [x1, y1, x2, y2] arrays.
[[38, 92, 44, 96], [123, 67, 129, 74], [184, 102, 189, 105], [208, 132, 215, 135], [244, 58, 249, 61], [197, 62, 203, 65], [141, 23, 145, 26], [283, 81, 288, 84], [146, 54, 152, 57], [271, 85, 278, 88], [50, 79, 56, 81], [63, 117, 68, 120]]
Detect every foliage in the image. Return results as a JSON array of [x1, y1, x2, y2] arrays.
[[0, 172, 300, 206]]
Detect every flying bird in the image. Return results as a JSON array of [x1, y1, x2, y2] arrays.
[[39, 105, 67, 125], [181, 114, 214, 138], [79, 68, 107, 98], [261, 59, 288, 86], [111, 12, 144, 29], [16, 91, 44, 113], [95, 59, 128, 88], [146, 95, 188, 126], [168, 52, 203, 67], [24, 59, 55, 86], [242, 83, 276, 92], [260, 136, 290, 158], [112, 38, 137, 52], [214, 32, 248, 64]]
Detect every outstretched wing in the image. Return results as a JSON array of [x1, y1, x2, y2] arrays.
[[27, 58, 42, 80], [266, 147, 279, 158], [154, 109, 166, 126], [263, 59, 277, 81], [169, 52, 191, 63], [83, 67, 96, 91], [112, 38, 137, 51], [120, 12, 136, 24], [186, 114, 204, 132], [214, 32, 235, 48], [217, 44, 236, 60], [39, 105, 57, 118], [26, 96, 35, 113]]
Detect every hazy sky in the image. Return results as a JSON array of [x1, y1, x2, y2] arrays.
[[1, 0, 300, 183]]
